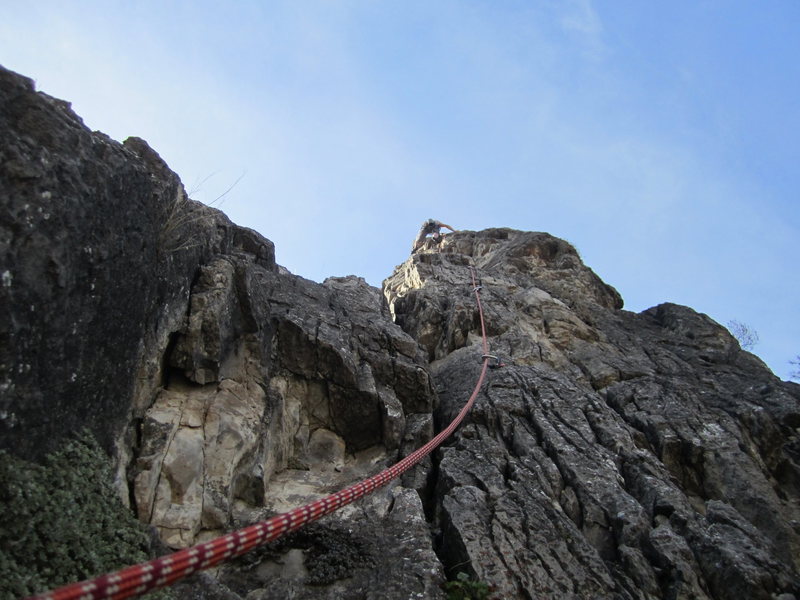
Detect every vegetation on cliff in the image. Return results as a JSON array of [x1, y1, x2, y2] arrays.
[[0, 432, 168, 600]]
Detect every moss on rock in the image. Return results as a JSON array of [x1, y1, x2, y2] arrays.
[[0, 431, 170, 600], [224, 521, 374, 591]]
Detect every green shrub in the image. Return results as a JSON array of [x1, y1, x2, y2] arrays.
[[443, 571, 493, 600], [0, 431, 170, 599]]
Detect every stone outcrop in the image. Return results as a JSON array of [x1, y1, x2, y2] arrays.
[[0, 64, 275, 464], [133, 264, 436, 549], [1, 65, 444, 598], [2, 65, 799, 599], [384, 230, 800, 599]]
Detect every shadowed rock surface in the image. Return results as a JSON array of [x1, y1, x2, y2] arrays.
[[2, 65, 799, 599], [0, 65, 275, 465]]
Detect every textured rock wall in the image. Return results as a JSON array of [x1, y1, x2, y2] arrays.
[[384, 229, 800, 599], [0, 65, 275, 464], [1, 65, 446, 598], [133, 262, 438, 548], [3, 64, 800, 599]]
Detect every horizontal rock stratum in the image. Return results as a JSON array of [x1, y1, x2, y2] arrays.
[[1, 65, 799, 599]]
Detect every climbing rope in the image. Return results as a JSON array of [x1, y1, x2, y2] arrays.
[[29, 266, 492, 600]]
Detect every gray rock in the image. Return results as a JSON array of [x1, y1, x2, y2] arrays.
[[219, 486, 446, 599], [384, 228, 800, 599], [0, 65, 275, 464], [1, 65, 443, 598], [133, 258, 438, 548], [3, 64, 799, 600]]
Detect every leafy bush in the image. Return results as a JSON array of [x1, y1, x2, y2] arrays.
[[0, 431, 170, 599], [443, 571, 493, 600]]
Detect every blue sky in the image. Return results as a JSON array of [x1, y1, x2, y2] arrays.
[[2, 1, 798, 379]]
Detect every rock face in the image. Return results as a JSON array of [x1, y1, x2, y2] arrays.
[[0, 65, 443, 598], [133, 265, 436, 550], [0, 65, 275, 464], [2, 65, 799, 600], [384, 230, 800, 599]]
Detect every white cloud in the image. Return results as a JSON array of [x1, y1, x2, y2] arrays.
[[557, 0, 607, 61], [559, 0, 603, 36]]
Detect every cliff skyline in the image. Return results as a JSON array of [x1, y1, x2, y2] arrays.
[[1, 65, 799, 598], [1, 2, 797, 379]]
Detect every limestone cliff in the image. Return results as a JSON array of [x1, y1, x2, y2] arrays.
[[2, 65, 799, 600], [385, 231, 800, 599]]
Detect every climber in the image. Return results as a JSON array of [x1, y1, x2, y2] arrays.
[[411, 219, 456, 253]]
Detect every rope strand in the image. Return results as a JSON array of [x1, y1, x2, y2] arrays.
[[29, 267, 492, 600]]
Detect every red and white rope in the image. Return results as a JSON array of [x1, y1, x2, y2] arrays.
[[29, 266, 490, 600]]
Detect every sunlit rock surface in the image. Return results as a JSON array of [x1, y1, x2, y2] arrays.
[[384, 229, 800, 599]]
